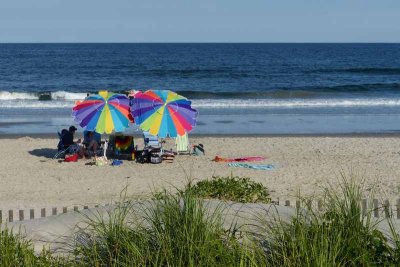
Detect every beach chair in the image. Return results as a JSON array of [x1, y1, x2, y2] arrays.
[[83, 130, 101, 145], [143, 131, 162, 149], [175, 133, 190, 154], [83, 130, 104, 156], [53, 129, 78, 159]]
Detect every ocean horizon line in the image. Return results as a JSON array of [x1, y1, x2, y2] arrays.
[[1, 42, 400, 44]]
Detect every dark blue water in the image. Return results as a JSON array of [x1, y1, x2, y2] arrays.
[[1, 43, 400, 135]]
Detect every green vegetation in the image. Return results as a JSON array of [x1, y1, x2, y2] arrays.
[[260, 177, 400, 266], [190, 175, 271, 203], [0, 228, 69, 266], [1, 176, 400, 266], [72, 188, 264, 266]]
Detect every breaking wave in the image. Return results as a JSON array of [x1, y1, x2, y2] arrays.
[[1, 83, 400, 103], [2, 97, 400, 109], [0, 91, 87, 101]]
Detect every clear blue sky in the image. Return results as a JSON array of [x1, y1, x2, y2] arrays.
[[0, 0, 399, 42]]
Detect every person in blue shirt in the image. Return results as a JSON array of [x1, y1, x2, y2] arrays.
[[83, 130, 101, 155]]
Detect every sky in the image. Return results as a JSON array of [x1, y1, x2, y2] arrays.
[[0, 0, 399, 43]]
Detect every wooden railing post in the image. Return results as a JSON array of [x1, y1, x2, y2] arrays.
[[317, 200, 323, 211], [373, 199, 379, 218], [306, 200, 312, 210], [19, 210, 24, 221], [397, 199, 400, 220], [383, 200, 390, 218], [361, 199, 367, 217], [8, 210, 13, 222]]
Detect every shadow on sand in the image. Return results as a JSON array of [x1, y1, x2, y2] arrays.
[[28, 148, 58, 159]]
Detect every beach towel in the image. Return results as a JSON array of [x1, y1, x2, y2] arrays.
[[111, 159, 123, 166], [227, 162, 274, 170], [213, 156, 265, 162]]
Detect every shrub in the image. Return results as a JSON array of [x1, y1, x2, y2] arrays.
[[190, 176, 271, 204]]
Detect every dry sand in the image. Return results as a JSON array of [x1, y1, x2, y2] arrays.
[[1, 136, 400, 213]]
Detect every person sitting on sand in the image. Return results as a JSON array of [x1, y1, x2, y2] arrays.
[[62, 126, 85, 157], [83, 131, 101, 155]]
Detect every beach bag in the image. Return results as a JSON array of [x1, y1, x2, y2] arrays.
[[65, 153, 78, 162], [136, 151, 149, 164], [95, 156, 108, 166], [150, 153, 162, 164], [193, 144, 205, 156]]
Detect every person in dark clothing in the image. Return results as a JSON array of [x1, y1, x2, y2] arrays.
[[61, 126, 85, 157]]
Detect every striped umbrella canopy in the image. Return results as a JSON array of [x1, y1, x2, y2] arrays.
[[130, 90, 198, 138], [72, 91, 131, 134]]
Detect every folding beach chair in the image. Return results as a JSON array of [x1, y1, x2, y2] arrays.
[[175, 133, 190, 154], [83, 130, 104, 156], [53, 129, 78, 159], [143, 131, 162, 149]]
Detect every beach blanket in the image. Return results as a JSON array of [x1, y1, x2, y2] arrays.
[[111, 159, 123, 166], [227, 162, 274, 170], [213, 156, 265, 162]]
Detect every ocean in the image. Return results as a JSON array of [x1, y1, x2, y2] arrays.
[[1, 43, 400, 135]]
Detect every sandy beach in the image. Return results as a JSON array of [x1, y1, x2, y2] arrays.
[[0, 135, 399, 213]]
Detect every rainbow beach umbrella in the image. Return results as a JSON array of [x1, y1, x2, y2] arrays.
[[72, 91, 131, 134], [130, 90, 198, 138]]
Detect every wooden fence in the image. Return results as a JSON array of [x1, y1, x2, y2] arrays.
[[0, 203, 111, 223], [1, 199, 400, 223], [273, 198, 400, 219]]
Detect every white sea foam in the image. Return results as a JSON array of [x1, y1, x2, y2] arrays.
[[1, 90, 400, 109], [192, 98, 400, 108], [0, 91, 38, 100], [0, 91, 87, 101], [51, 91, 87, 100], [0, 100, 74, 109]]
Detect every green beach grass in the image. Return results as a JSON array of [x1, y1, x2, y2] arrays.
[[1, 176, 400, 266]]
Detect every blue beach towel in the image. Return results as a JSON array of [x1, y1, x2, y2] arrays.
[[111, 159, 123, 166], [227, 162, 274, 170]]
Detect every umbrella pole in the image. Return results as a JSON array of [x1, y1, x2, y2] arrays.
[[103, 140, 108, 160]]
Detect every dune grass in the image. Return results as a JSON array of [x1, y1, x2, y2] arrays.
[[259, 177, 400, 266], [0, 227, 70, 266], [71, 187, 265, 266], [1, 176, 400, 266]]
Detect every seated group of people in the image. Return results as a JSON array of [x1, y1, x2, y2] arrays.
[[59, 126, 101, 158]]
